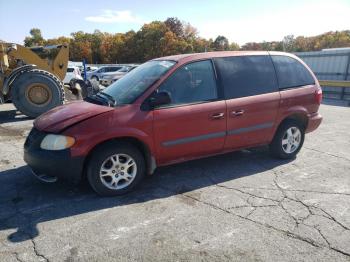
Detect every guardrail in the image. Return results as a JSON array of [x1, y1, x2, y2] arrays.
[[319, 80, 350, 104]]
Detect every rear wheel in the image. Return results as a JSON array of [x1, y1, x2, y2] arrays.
[[269, 120, 305, 159], [11, 69, 64, 117], [87, 142, 146, 196]]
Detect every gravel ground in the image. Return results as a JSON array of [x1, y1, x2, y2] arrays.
[[0, 103, 349, 262]]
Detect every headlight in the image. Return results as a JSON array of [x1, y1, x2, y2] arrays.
[[40, 134, 75, 150]]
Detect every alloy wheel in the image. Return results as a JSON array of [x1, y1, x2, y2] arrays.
[[99, 153, 137, 190], [281, 127, 301, 154]]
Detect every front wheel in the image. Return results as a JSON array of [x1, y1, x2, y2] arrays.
[[269, 120, 305, 159], [87, 142, 146, 196]]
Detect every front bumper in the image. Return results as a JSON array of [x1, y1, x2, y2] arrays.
[[306, 112, 323, 133], [24, 128, 84, 183]]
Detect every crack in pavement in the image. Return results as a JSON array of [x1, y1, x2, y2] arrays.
[[179, 160, 350, 258], [31, 238, 48, 262], [180, 191, 350, 258], [230, 186, 350, 196], [2, 181, 50, 262], [304, 146, 350, 162]]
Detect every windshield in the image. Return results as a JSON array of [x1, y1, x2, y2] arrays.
[[102, 60, 176, 105]]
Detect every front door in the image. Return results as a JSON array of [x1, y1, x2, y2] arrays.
[[152, 60, 226, 165]]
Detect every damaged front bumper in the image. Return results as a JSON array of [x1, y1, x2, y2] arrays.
[[24, 128, 84, 183]]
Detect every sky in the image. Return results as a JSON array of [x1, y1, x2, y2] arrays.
[[0, 0, 349, 45]]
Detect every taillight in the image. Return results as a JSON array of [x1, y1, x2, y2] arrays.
[[315, 88, 322, 104]]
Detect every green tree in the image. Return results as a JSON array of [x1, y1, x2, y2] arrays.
[[24, 28, 45, 47], [229, 42, 240, 51], [213, 36, 229, 51]]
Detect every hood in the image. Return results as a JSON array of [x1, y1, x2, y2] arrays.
[[34, 101, 114, 133]]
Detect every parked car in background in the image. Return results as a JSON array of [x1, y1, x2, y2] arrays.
[[24, 51, 322, 196], [80, 66, 98, 78], [63, 66, 83, 84], [100, 65, 138, 87], [86, 65, 124, 82]]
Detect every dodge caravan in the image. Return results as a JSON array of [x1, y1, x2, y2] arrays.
[[24, 51, 323, 196]]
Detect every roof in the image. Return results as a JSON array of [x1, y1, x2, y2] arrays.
[[153, 51, 293, 64]]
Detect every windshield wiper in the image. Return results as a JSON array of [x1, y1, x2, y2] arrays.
[[97, 92, 117, 107]]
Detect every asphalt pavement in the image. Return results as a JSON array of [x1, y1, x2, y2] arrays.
[[0, 103, 349, 262]]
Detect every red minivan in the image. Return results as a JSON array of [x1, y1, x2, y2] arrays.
[[24, 51, 322, 196]]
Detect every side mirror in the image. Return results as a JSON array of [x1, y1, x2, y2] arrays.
[[149, 91, 171, 108]]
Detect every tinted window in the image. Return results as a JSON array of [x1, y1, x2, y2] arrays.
[[214, 55, 278, 99], [272, 55, 315, 89], [110, 67, 122, 72], [158, 60, 218, 106], [67, 68, 74, 73]]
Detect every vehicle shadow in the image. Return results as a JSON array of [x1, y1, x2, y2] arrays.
[[0, 147, 293, 243], [0, 109, 32, 124]]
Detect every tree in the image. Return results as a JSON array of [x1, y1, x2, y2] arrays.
[[164, 17, 184, 38], [282, 35, 295, 52], [240, 42, 262, 50], [183, 22, 198, 41], [229, 42, 240, 51], [24, 28, 45, 47], [22, 25, 350, 63], [213, 36, 230, 51], [136, 21, 169, 61]]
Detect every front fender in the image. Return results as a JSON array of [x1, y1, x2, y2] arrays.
[[63, 111, 155, 159]]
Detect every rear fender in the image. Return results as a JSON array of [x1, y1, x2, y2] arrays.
[[275, 106, 309, 133]]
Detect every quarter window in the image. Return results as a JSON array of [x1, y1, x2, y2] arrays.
[[271, 55, 315, 89], [158, 60, 218, 106], [214, 55, 278, 99]]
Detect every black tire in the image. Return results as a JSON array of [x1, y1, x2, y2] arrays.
[[269, 120, 305, 159], [87, 142, 146, 196], [11, 69, 64, 118]]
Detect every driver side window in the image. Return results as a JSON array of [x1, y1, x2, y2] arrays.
[[158, 60, 218, 106]]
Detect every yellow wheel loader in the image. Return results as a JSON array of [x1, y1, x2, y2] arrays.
[[0, 43, 69, 117]]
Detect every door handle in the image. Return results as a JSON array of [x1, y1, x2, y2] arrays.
[[231, 110, 245, 117], [210, 112, 225, 120]]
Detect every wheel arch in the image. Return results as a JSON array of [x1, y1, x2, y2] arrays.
[[275, 111, 309, 136], [82, 136, 156, 181], [2, 64, 37, 96]]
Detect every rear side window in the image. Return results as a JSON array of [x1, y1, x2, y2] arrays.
[[214, 55, 278, 99], [271, 55, 315, 89]]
